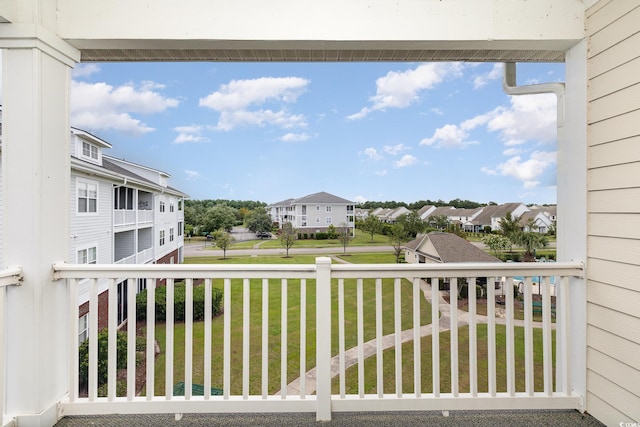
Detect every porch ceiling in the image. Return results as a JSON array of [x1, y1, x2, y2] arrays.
[[78, 46, 565, 63]]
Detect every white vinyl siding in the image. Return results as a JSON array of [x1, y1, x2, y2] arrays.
[[586, 1, 640, 424]]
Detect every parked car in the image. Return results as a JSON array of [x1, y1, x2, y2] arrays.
[[256, 231, 272, 239]]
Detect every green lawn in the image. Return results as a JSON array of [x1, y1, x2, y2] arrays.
[[149, 253, 432, 396], [332, 324, 556, 395]]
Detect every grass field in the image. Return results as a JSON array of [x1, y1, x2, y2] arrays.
[[149, 254, 432, 395]]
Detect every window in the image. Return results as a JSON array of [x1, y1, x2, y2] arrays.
[[170, 227, 174, 242], [178, 222, 183, 236], [170, 202, 175, 212], [78, 314, 89, 343], [77, 180, 98, 214], [77, 246, 97, 264], [159, 230, 165, 246], [316, 217, 320, 223], [114, 187, 134, 210], [178, 200, 183, 211], [316, 205, 320, 211], [82, 141, 98, 160], [326, 217, 332, 224], [326, 206, 332, 212], [159, 201, 165, 213]]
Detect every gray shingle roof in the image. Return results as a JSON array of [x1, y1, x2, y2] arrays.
[[405, 232, 500, 263]]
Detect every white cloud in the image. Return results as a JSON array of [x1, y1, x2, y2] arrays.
[[185, 170, 201, 181], [374, 169, 388, 176], [473, 63, 503, 89], [216, 109, 306, 131], [347, 63, 464, 120], [487, 94, 557, 145], [420, 124, 479, 148], [362, 147, 383, 161], [70, 80, 180, 135], [354, 195, 368, 204], [383, 144, 409, 155], [199, 76, 309, 131], [173, 125, 209, 144], [480, 166, 497, 176], [280, 132, 310, 142], [493, 151, 557, 188], [394, 154, 418, 168], [72, 64, 101, 79]]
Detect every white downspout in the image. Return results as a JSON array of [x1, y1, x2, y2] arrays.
[[502, 62, 585, 408]]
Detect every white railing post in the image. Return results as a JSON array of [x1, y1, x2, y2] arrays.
[[315, 257, 332, 421]]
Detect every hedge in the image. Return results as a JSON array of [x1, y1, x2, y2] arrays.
[[136, 283, 223, 322]]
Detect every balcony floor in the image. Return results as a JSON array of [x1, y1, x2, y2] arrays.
[[56, 410, 603, 426]]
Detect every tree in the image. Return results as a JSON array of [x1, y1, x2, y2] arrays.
[[396, 211, 425, 238], [338, 223, 352, 254], [389, 223, 409, 263], [279, 222, 297, 257], [213, 229, 234, 259], [514, 232, 548, 262], [203, 203, 238, 233], [481, 234, 511, 258], [327, 224, 338, 239], [361, 215, 383, 242], [429, 214, 449, 231], [245, 208, 272, 233], [498, 212, 521, 253]]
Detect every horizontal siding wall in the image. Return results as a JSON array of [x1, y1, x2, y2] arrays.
[[586, 1, 640, 424]]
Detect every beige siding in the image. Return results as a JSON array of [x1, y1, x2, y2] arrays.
[[586, 1, 640, 423]]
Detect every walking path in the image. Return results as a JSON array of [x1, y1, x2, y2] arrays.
[[280, 280, 553, 396]]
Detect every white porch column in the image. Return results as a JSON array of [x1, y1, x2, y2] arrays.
[[2, 40, 79, 425], [559, 40, 588, 405]]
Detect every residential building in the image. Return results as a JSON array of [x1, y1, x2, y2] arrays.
[[404, 232, 500, 264], [268, 191, 355, 235]]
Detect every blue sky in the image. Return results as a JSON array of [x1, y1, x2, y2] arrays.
[[68, 61, 563, 206]]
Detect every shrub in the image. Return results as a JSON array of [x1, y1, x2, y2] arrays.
[[315, 232, 329, 240], [78, 328, 127, 390], [136, 284, 223, 322], [457, 283, 484, 299]]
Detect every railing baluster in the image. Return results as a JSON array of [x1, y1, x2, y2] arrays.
[[394, 278, 402, 397], [223, 278, 231, 399], [281, 278, 288, 399], [450, 277, 458, 397], [559, 276, 571, 395], [108, 279, 117, 401], [300, 278, 307, 399], [357, 278, 364, 398], [261, 278, 268, 399], [204, 278, 212, 399], [185, 278, 194, 400], [375, 278, 383, 398], [468, 277, 477, 397], [412, 278, 421, 397], [146, 279, 156, 400], [487, 275, 496, 397], [242, 279, 250, 399], [542, 276, 553, 395], [165, 279, 175, 400], [431, 277, 440, 397], [68, 279, 79, 402], [505, 277, 515, 396], [88, 278, 98, 401], [524, 277, 534, 396], [338, 278, 346, 399], [127, 278, 136, 400]]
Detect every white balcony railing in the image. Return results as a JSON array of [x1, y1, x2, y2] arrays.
[[51, 260, 583, 420], [137, 209, 154, 224], [0, 266, 23, 424], [114, 254, 136, 265], [114, 210, 136, 227], [137, 247, 154, 264]]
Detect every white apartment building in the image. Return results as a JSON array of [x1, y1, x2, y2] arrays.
[[268, 191, 355, 236]]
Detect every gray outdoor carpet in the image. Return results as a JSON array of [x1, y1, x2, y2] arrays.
[[56, 409, 604, 426]]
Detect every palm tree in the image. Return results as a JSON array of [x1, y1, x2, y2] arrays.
[[514, 232, 548, 262]]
